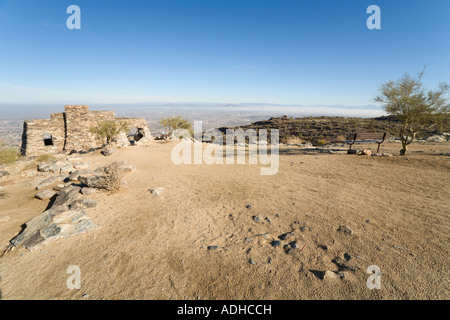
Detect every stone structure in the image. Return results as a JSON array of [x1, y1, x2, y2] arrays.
[[21, 105, 152, 156]]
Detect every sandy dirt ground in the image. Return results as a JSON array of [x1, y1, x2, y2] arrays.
[[0, 140, 449, 300]]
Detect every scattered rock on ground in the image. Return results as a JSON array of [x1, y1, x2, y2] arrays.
[[337, 225, 352, 235], [101, 147, 117, 156], [358, 149, 372, 156], [252, 215, 261, 223], [271, 240, 281, 247]]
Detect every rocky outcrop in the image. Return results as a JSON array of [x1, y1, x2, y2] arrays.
[[9, 185, 97, 251]]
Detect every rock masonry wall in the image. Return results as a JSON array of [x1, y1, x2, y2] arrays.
[[21, 105, 152, 156]]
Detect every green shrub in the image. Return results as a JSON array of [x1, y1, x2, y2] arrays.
[[89, 120, 130, 145], [0, 147, 20, 165]]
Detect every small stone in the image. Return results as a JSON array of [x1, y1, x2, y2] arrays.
[[278, 233, 288, 240], [207, 246, 218, 250], [265, 217, 271, 224], [358, 149, 372, 156], [271, 240, 281, 247], [323, 270, 339, 279], [252, 215, 261, 223], [244, 238, 251, 243], [248, 259, 256, 265], [337, 225, 352, 235], [245, 205, 252, 209], [69, 198, 98, 210], [289, 241, 298, 249], [246, 248, 252, 254]]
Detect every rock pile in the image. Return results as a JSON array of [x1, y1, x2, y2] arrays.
[[10, 185, 97, 251], [8, 160, 136, 252]]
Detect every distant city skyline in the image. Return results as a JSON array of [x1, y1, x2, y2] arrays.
[[0, 0, 448, 110]]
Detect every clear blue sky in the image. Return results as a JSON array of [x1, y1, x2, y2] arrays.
[[0, 0, 449, 106]]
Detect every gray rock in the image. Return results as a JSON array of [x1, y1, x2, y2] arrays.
[[35, 174, 67, 190], [78, 174, 109, 190], [101, 147, 117, 156], [248, 259, 256, 265], [271, 240, 281, 247], [69, 198, 98, 210], [10, 211, 53, 246], [69, 169, 93, 181], [52, 185, 81, 208], [72, 219, 97, 234], [207, 246, 218, 250], [80, 187, 97, 195], [35, 189, 56, 200], [252, 215, 261, 223]]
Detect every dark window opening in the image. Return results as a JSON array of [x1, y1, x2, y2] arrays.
[[127, 128, 145, 145], [43, 133, 54, 146]]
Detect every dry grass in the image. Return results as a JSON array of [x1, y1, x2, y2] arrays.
[[0, 147, 20, 165]]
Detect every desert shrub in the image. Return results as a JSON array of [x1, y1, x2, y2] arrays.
[[317, 139, 327, 146], [102, 161, 127, 191], [0, 146, 20, 165], [89, 121, 130, 146], [159, 116, 193, 135]]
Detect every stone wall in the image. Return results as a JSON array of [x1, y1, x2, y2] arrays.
[[21, 105, 153, 156]]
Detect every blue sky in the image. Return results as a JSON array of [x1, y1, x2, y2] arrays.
[[0, 0, 449, 107]]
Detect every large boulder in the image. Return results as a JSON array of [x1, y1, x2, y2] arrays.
[[35, 189, 57, 200], [52, 185, 81, 209]]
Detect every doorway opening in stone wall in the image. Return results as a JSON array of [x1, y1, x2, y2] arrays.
[[127, 128, 145, 146], [43, 133, 54, 146]]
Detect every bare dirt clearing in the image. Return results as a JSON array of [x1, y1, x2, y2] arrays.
[[0, 141, 449, 299]]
